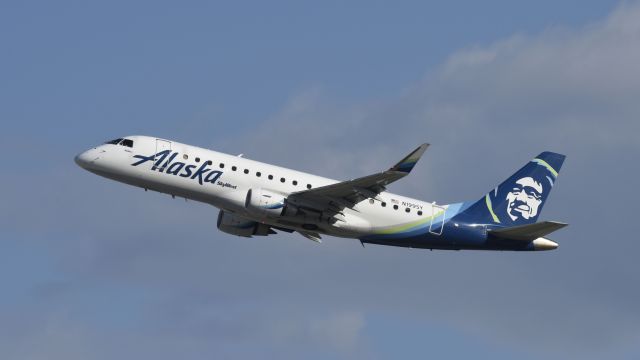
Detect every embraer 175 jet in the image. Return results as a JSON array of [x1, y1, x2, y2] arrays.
[[75, 136, 567, 251]]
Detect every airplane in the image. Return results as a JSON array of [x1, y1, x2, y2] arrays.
[[75, 136, 567, 251]]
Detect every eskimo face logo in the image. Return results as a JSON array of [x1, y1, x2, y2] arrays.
[[505, 177, 543, 221]]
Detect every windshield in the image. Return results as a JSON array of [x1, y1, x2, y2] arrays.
[[105, 138, 123, 145], [121, 139, 133, 147], [104, 138, 134, 148]]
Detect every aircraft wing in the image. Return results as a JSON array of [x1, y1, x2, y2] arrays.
[[287, 144, 429, 213]]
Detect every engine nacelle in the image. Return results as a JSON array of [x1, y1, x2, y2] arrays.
[[245, 188, 297, 218], [216, 210, 274, 237]]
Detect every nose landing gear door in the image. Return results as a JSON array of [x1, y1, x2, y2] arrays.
[[428, 204, 446, 236], [154, 139, 172, 169]]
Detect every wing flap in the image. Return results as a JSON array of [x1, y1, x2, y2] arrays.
[[299, 231, 322, 243], [488, 221, 568, 241]]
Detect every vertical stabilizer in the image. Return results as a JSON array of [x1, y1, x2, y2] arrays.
[[454, 152, 565, 226]]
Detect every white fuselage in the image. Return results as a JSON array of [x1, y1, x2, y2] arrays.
[[75, 135, 440, 239]]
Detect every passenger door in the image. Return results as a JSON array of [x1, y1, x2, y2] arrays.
[[154, 139, 172, 169], [428, 204, 446, 236]]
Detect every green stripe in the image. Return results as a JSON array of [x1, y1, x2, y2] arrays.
[[532, 158, 558, 177], [374, 209, 445, 235], [485, 194, 500, 223]]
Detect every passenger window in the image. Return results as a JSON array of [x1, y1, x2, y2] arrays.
[[256, 172, 261, 177], [280, 177, 285, 183], [393, 205, 399, 210], [381, 202, 386, 207], [207, 160, 212, 165], [369, 199, 375, 204], [292, 180, 298, 186], [232, 166, 237, 171], [405, 208, 411, 213], [268, 175, 273, 180], [121, 139, 134, 147], [307, 184, 312, 189], [417, 210, 423, 216], [244, 169, 249, 174], [219, 163, 224, 168], [183, 154, 188, 160], [195, 157, 200, 162]]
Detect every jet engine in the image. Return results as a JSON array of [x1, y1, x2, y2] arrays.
[[216, 210, 275, 237], [245, 188, 298, 218]]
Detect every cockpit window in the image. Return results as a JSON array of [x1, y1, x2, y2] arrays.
[[105, 138, 123, 145], [104, 138, 134, 147], [121, 139, 134, 147]]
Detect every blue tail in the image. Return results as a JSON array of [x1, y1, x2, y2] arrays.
[[454, 152, 565, 226]]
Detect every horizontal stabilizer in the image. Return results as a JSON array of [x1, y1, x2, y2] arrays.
[[488, 221, 568, 241]]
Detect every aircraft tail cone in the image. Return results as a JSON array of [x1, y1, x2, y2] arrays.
[[532, 238, 559, 251]]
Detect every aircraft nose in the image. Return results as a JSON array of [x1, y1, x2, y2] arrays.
[[74, 149, 99, 169]]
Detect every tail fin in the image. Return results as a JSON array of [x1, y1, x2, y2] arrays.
[[455, 152, 565, 226]]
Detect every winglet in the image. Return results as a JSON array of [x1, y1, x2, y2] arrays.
[[389, 143, 429, 173]]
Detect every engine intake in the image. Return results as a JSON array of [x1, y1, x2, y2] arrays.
[[245, 188, 297, 218]]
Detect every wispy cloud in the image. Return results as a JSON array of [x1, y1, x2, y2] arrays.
[[2, 2, 640, 360]]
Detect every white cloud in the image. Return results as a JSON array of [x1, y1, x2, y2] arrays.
[[4, 2, 640, 360], [211, 2, 640, 356]]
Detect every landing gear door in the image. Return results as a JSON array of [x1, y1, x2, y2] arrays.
[[428, 204, 446, 236], [155, 139, 172, 169]]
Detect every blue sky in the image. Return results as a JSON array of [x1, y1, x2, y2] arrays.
[[1, 1, 639, 359]]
